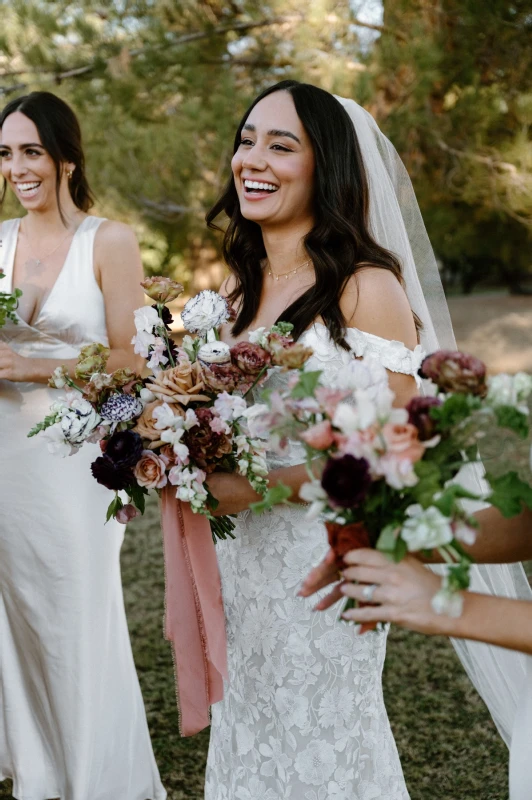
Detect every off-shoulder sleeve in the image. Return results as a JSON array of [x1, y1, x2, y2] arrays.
[[344, 327, 425, 378]]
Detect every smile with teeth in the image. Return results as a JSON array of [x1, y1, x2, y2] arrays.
[[16, 181, 41, 197], [244, 179, 279, 193]]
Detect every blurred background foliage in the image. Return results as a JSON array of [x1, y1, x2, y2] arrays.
[[1, 0, 531, 294]]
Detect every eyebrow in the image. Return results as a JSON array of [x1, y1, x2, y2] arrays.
[[242, 123, 301, 144], [0, 142, 44, 150]]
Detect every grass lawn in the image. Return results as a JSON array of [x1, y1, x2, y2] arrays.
[[0, 494, 509, 800]]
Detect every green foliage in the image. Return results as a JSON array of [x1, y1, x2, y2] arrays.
[[106, 493, 124, 522], [487, 470, 532, 517], [431, 394, 482, 429], [290, 370, 322, 399], [250, 481, 292, 513], [493, 405, 530, 439], [0, 1, 529, 292]]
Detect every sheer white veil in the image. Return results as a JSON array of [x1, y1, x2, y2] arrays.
[[337, 96, 530, 747]]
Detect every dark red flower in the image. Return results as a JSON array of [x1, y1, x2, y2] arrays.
[[183, 407, 232, 472], [406, 395, 443, 440], [326, 521, 371, 567], [105, 430, 143, 468], [202, 363, 245, 394], [321, 454, 372, 509], [231, 341, 271, 376], [90, 456, 135, 491], [419, 350, 487, 396]]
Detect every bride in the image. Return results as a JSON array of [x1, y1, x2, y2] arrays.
[[202, 79, 426, 799]]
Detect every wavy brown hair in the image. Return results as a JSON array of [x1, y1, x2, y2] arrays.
[[207, 80, 418, 349], [0, 91, 94, 220]]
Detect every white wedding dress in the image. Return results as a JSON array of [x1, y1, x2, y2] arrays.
[[0, 217, 166, 800], [205, 322, 425, 800]]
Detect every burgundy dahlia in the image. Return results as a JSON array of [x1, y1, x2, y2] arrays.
[[321, 454, 372, 509], [105, 430, 144, 468], [406, 395, 443, 441], [90, 456, 135, 491], [419, 350, 487, 397], [183, 407, 232, 472], [231, 342, 271, 376]]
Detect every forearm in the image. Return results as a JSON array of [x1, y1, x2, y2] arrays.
[[268, 459, 323, 503], [441, 592, 532, 655], [17, 348, 142, 384], [420, 506, 532, 565]]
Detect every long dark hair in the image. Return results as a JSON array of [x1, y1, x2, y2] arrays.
[[207, 80, 417, 348], [0, 91, 94, 219]]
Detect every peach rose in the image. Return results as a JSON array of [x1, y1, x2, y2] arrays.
[[134, 450, 168, 489], [381, 422, 424, 463], [300, 420, 335, 450], [145, 358, 210, 406]]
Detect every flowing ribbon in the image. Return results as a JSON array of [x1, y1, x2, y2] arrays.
[[160, 487, 228, 736]]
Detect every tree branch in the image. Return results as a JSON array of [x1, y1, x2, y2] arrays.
[[435, 138, 519, 174], [350, 16, 407, 42], [0, 16, 288, 97]]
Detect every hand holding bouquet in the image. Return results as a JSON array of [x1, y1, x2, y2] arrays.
[[0, 269, 22, 329], [254, 350, 532, 621], [28, 277, 312, 540]]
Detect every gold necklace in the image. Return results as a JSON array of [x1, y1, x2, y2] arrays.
[[21, 224, 74, 271], [267, 258, 312, 282]]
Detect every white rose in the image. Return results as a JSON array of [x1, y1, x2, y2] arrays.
[[180, 290, 230, 336], [134, 305, 161, 334], [197, 341, 231, 365], [401, 505, 453, 552]]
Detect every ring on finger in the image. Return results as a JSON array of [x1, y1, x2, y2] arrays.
[[361, 583, 378, 602]]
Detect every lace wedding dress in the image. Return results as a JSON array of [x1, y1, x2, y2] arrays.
[[205, 322, 424, 800], [0, 217, 165, 800]]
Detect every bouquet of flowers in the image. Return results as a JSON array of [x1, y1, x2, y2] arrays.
[[252, 349, 532, 617], [28, 276, 312, 540], [0, 269, 22, 329]]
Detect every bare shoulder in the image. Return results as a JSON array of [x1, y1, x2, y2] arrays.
[[94, 219, 139, 250], [340, 267, 418, 348]]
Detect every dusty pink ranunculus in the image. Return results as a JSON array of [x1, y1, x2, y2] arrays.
[[134, 450, 168, 488], [300, 420, 335, 450], [381, 422, 424, 463], [116, 503, 142, 524]]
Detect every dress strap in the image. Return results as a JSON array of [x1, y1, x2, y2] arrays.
[[343, 326, 426, 377]]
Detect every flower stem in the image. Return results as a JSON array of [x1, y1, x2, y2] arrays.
[[156, 303, 176, 368], [243, 365, 269, 399]]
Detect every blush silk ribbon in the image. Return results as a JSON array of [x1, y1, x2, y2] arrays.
[[160, 487, 228, 736]]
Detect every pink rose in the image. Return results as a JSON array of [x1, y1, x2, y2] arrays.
[[381, 422, 424, 463], [300, 420, 335, 450], [134, 450, 168, 488]]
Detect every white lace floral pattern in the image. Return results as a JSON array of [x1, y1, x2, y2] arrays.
[[205, 326, 419, 800]]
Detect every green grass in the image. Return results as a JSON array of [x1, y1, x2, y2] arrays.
[[0, 494, 509, 799]]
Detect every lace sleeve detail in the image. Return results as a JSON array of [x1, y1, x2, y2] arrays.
[[344, 326, 425, 378]]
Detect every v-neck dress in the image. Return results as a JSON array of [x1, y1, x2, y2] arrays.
[[0, 217, 166, 800]]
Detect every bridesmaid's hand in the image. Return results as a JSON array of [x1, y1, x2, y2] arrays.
[[0, 343, 30, 382], [338, 549, 449, 635], [206, 472, 262, 517]]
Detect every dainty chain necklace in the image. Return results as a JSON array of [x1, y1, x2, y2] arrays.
[[267, 258, 312, 282], [21, 224, 73, 271]]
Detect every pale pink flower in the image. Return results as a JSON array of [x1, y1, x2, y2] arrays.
[[300, 420, 335, 450], [378, 455, 419, 490], [315, 386, 349, 418], [116, 503, 142, 524], [381, 422, 424, 463], [209, 414, 231, 435]]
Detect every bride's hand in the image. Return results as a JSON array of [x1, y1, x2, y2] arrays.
[[206, 472, 262, 517], [0, 343, 29, 382]]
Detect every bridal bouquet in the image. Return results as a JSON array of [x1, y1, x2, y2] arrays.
[[253, 350, 532, 617], [0, 269, 22, 328], [28, 277, 311, 540]]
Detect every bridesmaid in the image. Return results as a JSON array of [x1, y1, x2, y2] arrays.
[[0, 92, 165, 799]]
